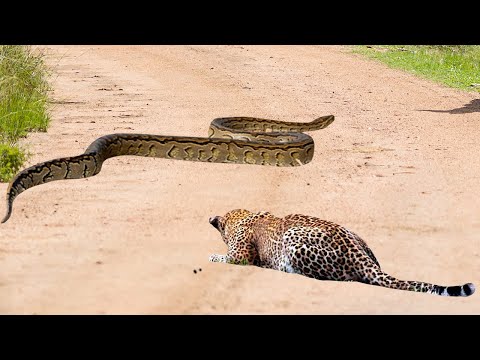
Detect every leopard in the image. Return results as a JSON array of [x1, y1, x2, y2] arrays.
[[208, 209, 475, 297]]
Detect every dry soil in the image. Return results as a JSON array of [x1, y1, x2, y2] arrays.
[[0, 45, 478, 314]]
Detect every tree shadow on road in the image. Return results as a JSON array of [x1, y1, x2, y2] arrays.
[[417, 98, 480, 114]]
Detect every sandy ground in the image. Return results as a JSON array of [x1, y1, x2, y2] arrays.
[[0, 45, 478, 314]]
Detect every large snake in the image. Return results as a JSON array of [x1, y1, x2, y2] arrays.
[[1, 115, 334, 223]]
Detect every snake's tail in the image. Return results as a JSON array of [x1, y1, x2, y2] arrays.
[[1, 193, 13, 224], [2, 153, 101, 224]]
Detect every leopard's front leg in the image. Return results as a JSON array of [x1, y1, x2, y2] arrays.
[[209, 254, 231, 263], [208, 253, 248, 265], [210, 230, 258, 265]]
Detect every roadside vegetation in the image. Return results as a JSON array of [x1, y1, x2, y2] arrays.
[[0, 45, 51, 182], [354, 45, 480, 93]]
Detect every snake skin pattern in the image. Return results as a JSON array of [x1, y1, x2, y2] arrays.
[[2, 115, 334, 223]]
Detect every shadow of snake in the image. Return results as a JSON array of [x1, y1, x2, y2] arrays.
[[2, 115, 334, 223]]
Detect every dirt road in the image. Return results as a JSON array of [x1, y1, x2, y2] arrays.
[[0, 45, 478, 314]]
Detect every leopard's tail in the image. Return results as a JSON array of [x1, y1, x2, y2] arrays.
[[359, 269, 475, 297]]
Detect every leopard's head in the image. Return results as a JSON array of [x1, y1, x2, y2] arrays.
[[209, 215, 226, 236], [209, 209, 253, 243]]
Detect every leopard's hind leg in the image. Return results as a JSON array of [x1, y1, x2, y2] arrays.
[[282, 227, 359, 282]]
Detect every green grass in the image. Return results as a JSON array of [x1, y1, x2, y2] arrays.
[[0, 45, 51, 182], [0, 144, 26, 182], [228, 258, 250, 265], [353, 45, 480, 92]]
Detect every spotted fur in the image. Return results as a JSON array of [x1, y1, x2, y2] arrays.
[[209, 209, 475, 297]]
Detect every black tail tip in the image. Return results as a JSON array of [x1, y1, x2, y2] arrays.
[[437, 282, 475, 297], [463, 283, 475, 296]]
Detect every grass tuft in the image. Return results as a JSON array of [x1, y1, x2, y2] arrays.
[[0, 45, 51, 182], [353, 45, 480, 92], [0, 144, 26, 182]]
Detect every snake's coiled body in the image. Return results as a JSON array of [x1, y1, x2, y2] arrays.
[[2, 115, 334, 223]]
